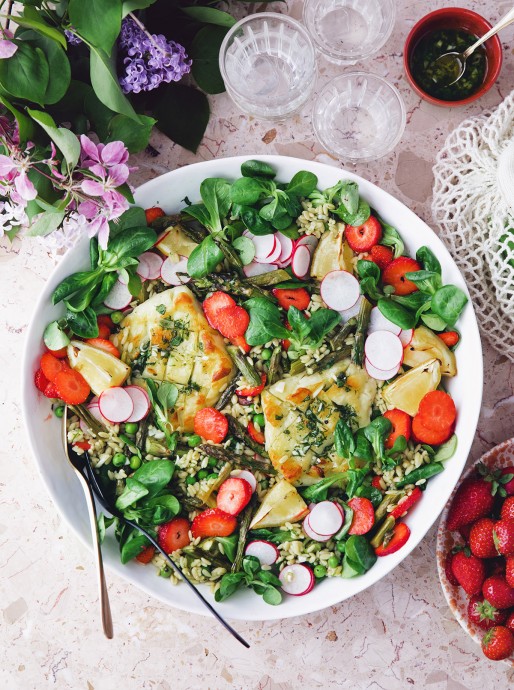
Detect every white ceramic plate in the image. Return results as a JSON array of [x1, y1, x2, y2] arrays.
[[21, 155, 483, 621]]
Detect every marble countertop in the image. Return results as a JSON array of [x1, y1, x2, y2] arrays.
[[2, 1, 514, 688]]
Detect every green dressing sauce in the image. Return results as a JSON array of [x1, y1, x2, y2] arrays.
[[410, 29, 487, 101]]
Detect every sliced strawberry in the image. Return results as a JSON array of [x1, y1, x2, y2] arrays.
[[383, 409, 411, 449], [382, 257, 421, 296], [145, 206, 165, 224], [214, 305, 250, 340], [97, 314, 115, 332], [231, 334, 251, 353], [135, 545, 156, 564], [216, 477, 252, 516], [40, 352, 68, 382], [417, 391, 456, 432], [97, 323, 111, 340], [74, 441, 91, 451], [272, 287, 310, 311], [389, 487, 422, 520], [85, 337, 120, 358], [412, 415, 453, 446], [47, 347, 68, 358], [203, 291, 236, 329], [345, 216, 382, 252], [191, 508, 237, 538], [34, 368, 50, 393], [438, 331, 459, 347], [368, 244, 393, 270], [348, 497, 375, 535], [371, 476, 384, 491], [194, 407, 228, 444], [54, 369, 90, 405], [375, 522, 411, 556], [247, 420, 265, 445], [158, 517, 191, 553], [43, 381, 61, 399], [237, 373, 266, 398]]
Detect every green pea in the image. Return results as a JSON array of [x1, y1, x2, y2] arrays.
[[186, 475, 197, 485], [197, 469, 209, 480], [336, 541, 346, 553], [129, 455, 141, 470], [187, 434, 202, 448], [112, 453, 126, 467], [253, 413, 265, 428], [124, 422, 139, 435], [261, 348, 272, 361], [328, 555, 340, 569], [314, 565, 327, 578], [110, 311, 124, 324], [54, 405, 65, 418], [206, 472, 219, 481], [208, 456, 218, 468]]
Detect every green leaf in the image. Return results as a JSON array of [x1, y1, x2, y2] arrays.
[[416, 246, 441, 274], [66, 306, 99, 338], [334, 502, 353, 540], [340, 554, 364, 578], [18, 30, 71, 105], [152, 82, 209, 153], [131, 459, 175, 499], [262, 586, 282, 606], [156, 382, 179, 411], [377, 299, 417, 330], [190, 25, 228, 94], [200, 177, 232, 232], [233, 235, 255, 265], [363, 416, 392, 463], [345, 535, 377, 572], [89, 45, 140, 121], [431, 286, 468, 327], [215, 535, 238, 562], [0, 95, 35, 143], [230, 177, 267, 205], [107, 113, 156, 153], [338, 181, 360, 215], [301, 473, 346, 503], [244, 297, 290, 346], [377, 217, 404, 259], [122, 0, 155, 17], [101, 227, 157, 268], [116, 477, 149, 510], [405, 270, 442, 295], [182, 6, 236, 27], [120, 532, 151, 564], [52, 269, 103, 305], [27, 109, 80, 168], [43, 321, 70, 350], [187, 235, 224, 279], [9, 9, 67, 49], [69, 0, 122, 54], [420, 312, 447, 331], [27, 210, 65, 237], [0, 41, 49, 103], [434, 434, 458, 462], [334, 419, 355, 459], [335, 197, 370, 226], [241, 160, 276, 179], [286, 171, 318, 197]]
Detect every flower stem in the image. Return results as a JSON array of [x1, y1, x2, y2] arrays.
[[128, 12, 167, 56]]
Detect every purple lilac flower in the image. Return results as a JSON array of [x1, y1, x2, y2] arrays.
[[65, 29, 83, 46], [118, 17, 191, 94]]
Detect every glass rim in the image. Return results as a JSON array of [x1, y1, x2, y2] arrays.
[[312, 71, 407, 162], [218, 12, 317, 102], [302, 0, 396, 63]]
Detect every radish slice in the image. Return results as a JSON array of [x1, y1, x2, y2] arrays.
[[399, 328, 414, 347], [124, 385, 151, 422], [365, 330, 403, 371], [279, 564, 315, 596], [251, 234, 276, 260], [136, 255, 151, 280], [243, 262, 277, 277], [161, 257, 190, 286], [365, 358, 400, 381], [276, 233, 294, 264], [368, 306, 402, 335], [98, 387, 134, 424], [104, 280, 133, 310], [230, 469, 257, 493], [291, 245, 312, 279], [244, 540, 279, 565], [321, 270, 360, 312], [255, 238, 282, 264], [138, 252, 163, 280], [308, 501, 344, 536], [339, 295, 363, 322], [296, 235, 319, 252], [303, 515, 332, 542]]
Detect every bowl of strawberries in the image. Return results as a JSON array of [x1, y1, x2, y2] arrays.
[[437, 437, 514, 663]]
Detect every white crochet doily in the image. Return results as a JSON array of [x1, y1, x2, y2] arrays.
[[432, 92, 514, 360]]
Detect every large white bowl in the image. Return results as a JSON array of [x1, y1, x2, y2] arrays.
[[21, 155, 483, 621]]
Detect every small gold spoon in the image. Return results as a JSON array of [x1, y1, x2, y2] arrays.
[[432, 6, 514, 86], [62, 405, 113, 639]]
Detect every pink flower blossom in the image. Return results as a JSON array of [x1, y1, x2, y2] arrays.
[[0, 30, 18, 59], [80, 135, 129, 168]]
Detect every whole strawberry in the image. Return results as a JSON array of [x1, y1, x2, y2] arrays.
[[481, 625, 514, 661], [451, 550, 486, 596], [506, 556, 514, 588], [468, 594, 508, 630], [501, 496, 514, 521], [447, 477, 495, 532], [493, 519, 514, 556], [482, 575, 514, 609], [459, 523, 473, 542], [470, 518, 498, 559], [500, 466, 514, 496], [445, 551, 460, 586], [506, 611, 514, 632]]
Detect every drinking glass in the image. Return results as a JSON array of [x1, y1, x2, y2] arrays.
[[303, 0, 395, 64], [219, 13, 317, 120], [312, 73, 406, 162]]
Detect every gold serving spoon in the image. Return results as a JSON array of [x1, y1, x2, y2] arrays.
[[62, 405, 113, 639], [432, 6, 514, 86]]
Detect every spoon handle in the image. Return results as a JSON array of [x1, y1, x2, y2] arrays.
[[75, 468, 114, 639], [464, 6, 514, 58]]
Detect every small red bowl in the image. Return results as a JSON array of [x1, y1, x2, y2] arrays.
[[404, 8, 503, 107]]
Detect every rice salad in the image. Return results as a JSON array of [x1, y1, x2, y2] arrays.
[[36, 160, 467, 605]]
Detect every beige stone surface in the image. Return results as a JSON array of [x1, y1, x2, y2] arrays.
[[1, 1, 514, 688]]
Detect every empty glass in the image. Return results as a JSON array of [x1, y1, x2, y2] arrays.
[[219, 13, 317, 120], [303, 0, 395, 64], [312, 73, 406, 162]]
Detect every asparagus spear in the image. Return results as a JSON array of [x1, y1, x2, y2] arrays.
[[351, 297, 372, 367], [330, 317, 357, 350], [192, 272, 268, 299], [69, 404, 105, 436], [226, 414, 270, 458], [198, 444, 276, 475], [232, 498, 256, 572], [228, 347, 261, 386], [370, 516, 396, 549], [215, 379, 238, 411], [245, 269, 291, 286], [267, 346, 282, 385], [182, 545, 229, 570]]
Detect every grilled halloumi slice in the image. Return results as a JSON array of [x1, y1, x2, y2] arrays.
[[261, 360, 377, 485], [114, 286, 235, 432]]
